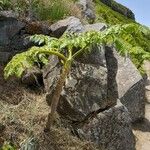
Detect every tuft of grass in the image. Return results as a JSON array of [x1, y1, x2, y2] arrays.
[[36, 0, 70, 22], [1, 0, 81, 22], [0, 0, 12, 10]]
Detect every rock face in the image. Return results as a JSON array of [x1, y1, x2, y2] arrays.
[[0, 13, 27, 63], [106, 47, 145, 122], [75, 100, 135, 150], [100, 0, 135, 20]]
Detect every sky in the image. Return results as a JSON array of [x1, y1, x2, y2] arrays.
[[116, 0, 150, 26]]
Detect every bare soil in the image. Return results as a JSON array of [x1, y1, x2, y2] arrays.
[[0, 65, 98, 150], [133, 61, 150, 150], [133, 90, 150, 150]]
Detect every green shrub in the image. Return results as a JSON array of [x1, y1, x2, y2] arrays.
[[0, 0, 12, 10]]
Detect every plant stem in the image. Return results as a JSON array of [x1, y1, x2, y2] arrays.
[[44, 63, 70, 131]]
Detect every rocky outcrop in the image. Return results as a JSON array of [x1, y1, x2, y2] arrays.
[[75, 100, 135, 150], [100, 0, 135, 20], [43, 46, 117, 122]]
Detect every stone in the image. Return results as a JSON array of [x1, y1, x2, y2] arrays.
[[0, 16, 25, 46], [50, 16, 85, 38], [0, 52, 11, 63], [84, 23, 107, 31], [43, 46, 118, 122], [0, 10, 19, 18], [75, 100, 135, 150], [106, 46, 145, 122], [21, 68, 43, 86]]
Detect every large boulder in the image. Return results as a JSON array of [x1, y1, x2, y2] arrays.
[[0, 11, 51, 63], [43, 46, 118, 122], [75, 100, 135, 150], [43, 43, 139, 150], [0, 12, 27, 63], [44, 46, 145, 123], [0, 16, 25, 46], [107, 47, 145, 122], [50, 16, 85, 38]]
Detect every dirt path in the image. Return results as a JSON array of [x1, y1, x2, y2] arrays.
[[133, 61, 150, 150]]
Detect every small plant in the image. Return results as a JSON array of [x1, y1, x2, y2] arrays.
[[1, 142, 16, 150], [0, 0, 11, 10], [4, 23, 150, 131]]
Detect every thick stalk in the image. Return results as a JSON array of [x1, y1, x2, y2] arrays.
[[44, 63, 70, 131]]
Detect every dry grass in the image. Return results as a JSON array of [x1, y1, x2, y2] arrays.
[[0, 65, 98, 150]]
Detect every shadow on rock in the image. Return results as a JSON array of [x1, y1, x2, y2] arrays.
[[132, 118, 150, 132]]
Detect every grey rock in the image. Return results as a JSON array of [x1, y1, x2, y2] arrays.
[[0, 10, 19, 18], [75, 100, 135, 150], [22, 68, 43, 86], [43, 46, 118, 121], [0, 52, 11, 63], [0, 16, 25, 46], [50, 16, 85, 38], [106, 46, 145, 122], [84, 23, 107, 31]]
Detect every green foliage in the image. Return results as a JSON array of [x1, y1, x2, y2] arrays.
[[4, 23, 150, 79], [0, 0, 11, 10], [100, 0, 135, 20], [0, 0, 71, 22], [1, 142, 16, 150], [36, 0, 70, 21], [95, 0, 150, 71], [15, 0, 39, 16]]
